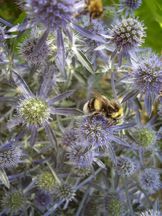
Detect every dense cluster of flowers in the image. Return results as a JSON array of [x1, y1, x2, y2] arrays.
[[0, 0, 162, 215]]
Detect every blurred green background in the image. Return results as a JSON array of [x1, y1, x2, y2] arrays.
[[0, 0, 162, 53]]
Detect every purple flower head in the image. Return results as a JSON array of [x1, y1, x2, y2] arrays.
[[34, 190, 52, 212], [139, 168, 161, 194], [19, 37, 49, 65], [67, 140, 98, 168], [0, 141, 22, 169], [109, 17, 146, 65], [79, 115, 109, 148], [120, 0, 142, 11], [115, 156, 138, 176], [79, 114, 130, 149], [122, 51, 162, 115], [62, 128, 78, 150], [10, 70, 81, 146], [132, 52, 162, 95], [25, 0, 76, 29]]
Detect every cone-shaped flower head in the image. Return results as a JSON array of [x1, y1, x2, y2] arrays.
[[25, 0, 77, 29], [115, 156, 137, 176], [0, 141, 22, 169], [20, 37, 49, 65], [1, 191, 26, 215], [110, 17, 146, 54], [139, 168, 161, 193]]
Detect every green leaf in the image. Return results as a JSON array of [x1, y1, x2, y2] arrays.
[[136, 0, 162, 53]]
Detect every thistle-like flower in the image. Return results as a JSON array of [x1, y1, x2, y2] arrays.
[[139, 168, 161, 193], [123, 51, 162, 115], [130, 127, 156, 148], [104, 193, 123, 216], [0, 141, 22, 169], [120, 0, 142, 11], [37, 171, 57, 192], [1, 190, 26, 215], [34, 190, 52, 212], [109, 17, 146, 64], [79, 114, 130, 149], [9, 71, 81, 146], [20, 37, 49, 65], [55, 183, 75, 202], [62, 129, 78, 150], [79, 115, 109, 148], [67, 140, 98, 168], [24, 0, 77, 29], [115, 156, 137, 176], [139, 209, 162, 216]]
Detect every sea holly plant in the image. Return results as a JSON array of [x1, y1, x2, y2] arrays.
[[8, 70, 82, 147], [0, 0, 162, 215]]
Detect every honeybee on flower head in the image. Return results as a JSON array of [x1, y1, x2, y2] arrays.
[[83, 93, 123, 124]]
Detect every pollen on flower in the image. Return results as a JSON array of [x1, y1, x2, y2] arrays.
[[1, 191, 26, 214], [111, 17, 146, 53], [20, 37, 49, 65], [37, 171, 57, 192], [55, 183, 75, 202], [104, 193, 123, 216], [18, 97, 50, 126], [131, 127, 156, 147]]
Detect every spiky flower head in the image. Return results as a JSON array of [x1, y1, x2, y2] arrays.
[[67, 140, 98, 168], [110, 17, 146, 53], [104, 193, 123, 216], [139, 210, 162, 216], [25, 0, 76, 29], [139, 168, 161, 193], [1, 191, 26, 215], [20, 37, 49, 65], [18, 97, 51, 127], [34, 190, 52, 212], [55, 183, 75, 202], [37, 171, 57, 192], [120, 0, 142, 10], [131, 127, 156, 148], [79, 115, 109, 148], [115, 156, 137, 176], [62, 129, 78, 150], [0, 142, 22, 169], [131, 52, 162, 95]]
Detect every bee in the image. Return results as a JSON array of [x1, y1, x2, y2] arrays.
[[83, 93, 123, 124], [86, 0, 104, 19], [75, 0, 103, 21]]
